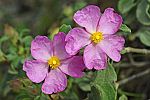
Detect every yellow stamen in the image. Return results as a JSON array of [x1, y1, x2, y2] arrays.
[[52, 60, 57, 65], [48, 56, 60, 69], [90, 32, 103, 43]]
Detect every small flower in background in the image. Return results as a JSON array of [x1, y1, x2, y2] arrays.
[[65, 5, 125, 70], [23, 32, 85, 94]]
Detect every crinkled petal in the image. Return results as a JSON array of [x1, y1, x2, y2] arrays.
[[59, 56, 85, 78], [97, 8, 122, 34], [98, 39, 122, 62], [53, 32, 71, 60], [65, 27, 91, 55], [42, 69, 67, 94], [31, 36, 53, 61], [74, 5, 101, 33], [104, 35, 125, 51], [84, 44, 107, 70], [23, 60, 48, 83]]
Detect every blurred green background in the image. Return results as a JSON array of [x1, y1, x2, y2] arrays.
[[0, 0, 150, 100]]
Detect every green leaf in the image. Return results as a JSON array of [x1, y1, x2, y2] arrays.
[[139, 31, 150, 46], [119, 95, 128, 100], [19, 29, 30, 38], [93, 65, 117, 82], [23, 36, 33, 47], [59, 24, 72, 33], [6, 54, 20, 67], [4, 24, 19, 45], [78, 82, 91, 91], [63, 6, 73, 17], [0, 50, 6, 62], [75, 76, 91, 91], [120, 24, 131, 33], [88, 63, 117, 100], [34, 96, 40, 100], [8, 64, 18, 75], [136, 0, 150, 25], [137, 27, 150, 46], [16, 94, 32, 100], [118, 0, 136, 14], [21, 78, 32, 87], [36, 93, 50, 100], [123, 10, 136, 25], [73, 1, 87, 11], [3, 85, 11, 96], [22, 98, 32, 100], [0, 35, 9, 46], [120, 49, 127, 54], [88, 86, 101, 100]]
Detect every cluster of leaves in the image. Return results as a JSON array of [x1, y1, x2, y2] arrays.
[[0, 25, 32, 74], [117, 0, 150, 99], [118, 0, 150, 46], [0, 25, 34, 99]]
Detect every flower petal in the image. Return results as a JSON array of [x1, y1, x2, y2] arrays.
[[31, 36, 53, 61], [98, 39, 122, 62], [97, 8, 122, 34], [104, 35, 125, 51], [65, 27, 91, 55], [84, 44, 107, 70], [74, 5, 101, 33], [59, 56, 85, 78], [53, 32, 71, 60], [23, 60, 48, 83], [42, 69, 67, 94]]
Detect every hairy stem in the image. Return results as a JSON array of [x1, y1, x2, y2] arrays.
[[117, 69, 150, 86], [124, 47, 150, 54]]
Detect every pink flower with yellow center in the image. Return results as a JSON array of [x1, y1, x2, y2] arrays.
[[23, 32, 85, 94], [65, 5, 125, 70]]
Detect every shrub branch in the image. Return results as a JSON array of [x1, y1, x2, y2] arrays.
[[124, 47, 150, 54]]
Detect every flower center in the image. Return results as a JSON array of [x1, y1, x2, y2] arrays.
[[48, 56, 60, 69], [90, 32, 103, 43]]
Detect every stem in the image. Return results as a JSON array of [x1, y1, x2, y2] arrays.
[[124, 47, 150, 54], [118, 89, 143, 97], [128, 54, 150, 67], [115, 61, 149, 68], [117, 69, 150, 86]]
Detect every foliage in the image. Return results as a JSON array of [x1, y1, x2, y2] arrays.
[[88, 62, 117, 100], [0, 0, 150, 100]]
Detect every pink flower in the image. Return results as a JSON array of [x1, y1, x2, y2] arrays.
[[65, 5, 125, 70], [23, 32, 85, 94]]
